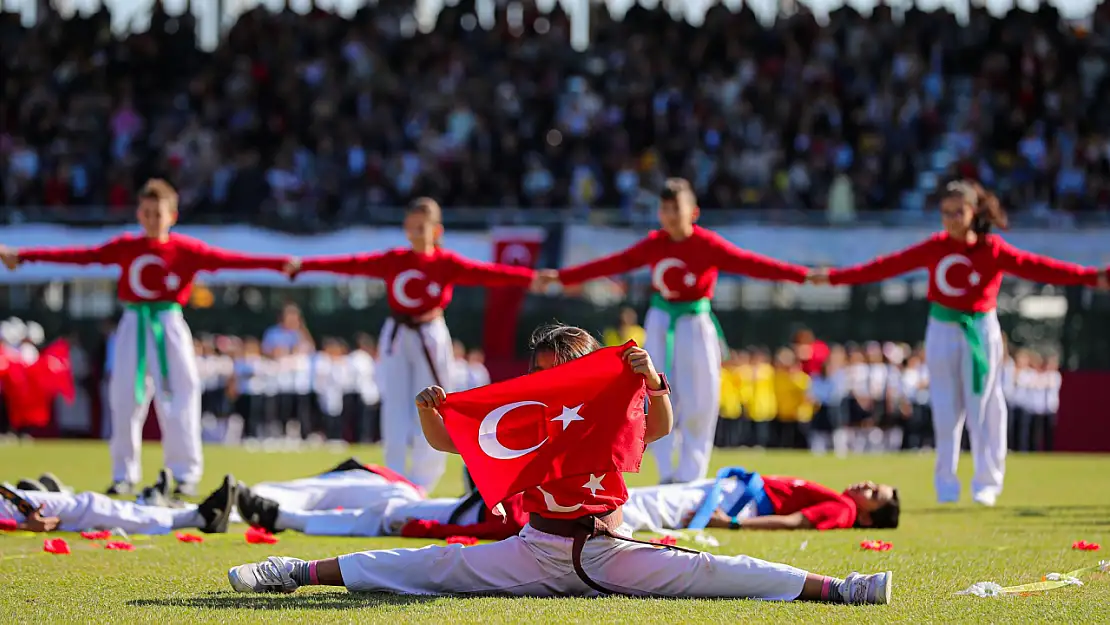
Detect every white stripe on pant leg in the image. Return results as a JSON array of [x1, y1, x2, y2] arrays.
[[107, 311, 151, 484], [925, 318, 968, 503], [152, 311, 204, 484], [964, 313, 1007, 501], [671, 313, 721, 483], [642, 307, 675, 482], [378, 318, 413, 477], [406, 318, 452, 491]]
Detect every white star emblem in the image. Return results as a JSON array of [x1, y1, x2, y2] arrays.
[[683, 272, 696, 287], [582, 474, 606, 497], [164, 273, 180, 290], [550, 404, 585, 431], [968, 272, 981, 286], [426, 282, 441, 297]]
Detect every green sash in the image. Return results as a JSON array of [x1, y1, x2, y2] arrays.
[[649, 293, 725, 376], [125, 302, 181, 404], [929, 302, 989, 395]]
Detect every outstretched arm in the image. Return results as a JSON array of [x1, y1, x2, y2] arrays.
[[688, 508, 812, 530], [400, 517, 521, 541], [996, 241, 1100, 286], [449, 254, 536, 288], [190, 241, 289, 272], [296, 252, 394, 279], [710, 238, 808, 283], [827, 239, 936, 285], [557, 238, 653, 286], [6, 240, 123, 267]]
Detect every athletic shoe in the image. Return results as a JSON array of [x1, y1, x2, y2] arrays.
[[174, 481, 199, 498], [842, 571, 893, 605], [16, 478, 46, 492], [972, 492, 997, 507], [153, 468, 173, 499], [228, 556, 304, 594], [38, 473, 70, 494], [196, 475, 237, 534], [137, 485, 171, 508], [236, 482, 281, 533], [324, 457, 366, 474], [106, 481, 134, 496]]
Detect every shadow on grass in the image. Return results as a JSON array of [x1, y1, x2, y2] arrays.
[[129, 591, 440, 611]]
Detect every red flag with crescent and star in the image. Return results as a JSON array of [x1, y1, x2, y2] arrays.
[[440, 342, 646, 517], [0, 339, 74, 430]]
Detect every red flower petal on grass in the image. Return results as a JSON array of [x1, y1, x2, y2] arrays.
[[445, 535, 478, 546], [175, 532, 204, 543], [651, 536, 679, 546], [1072, 540, 1101, 551], [0, 518, 17, 531], [80, 530, 112, 540], [860, 540, 893, 552], [245, 526, 279, 544], [43, 538, 70, 554], [104, 541, 135, 551]]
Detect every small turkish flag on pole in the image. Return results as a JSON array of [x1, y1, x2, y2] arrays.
[[440, 342, 646, 511]]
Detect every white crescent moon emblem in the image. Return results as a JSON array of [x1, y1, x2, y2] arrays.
[[392, 269, 426, 308], [128, 254, 166, 300], [478, 400, 549, 460], [652, 257, 686, 299], [500, 243, 532, 266], [536, 485, 584, 513], [935, 254, 972, 297]]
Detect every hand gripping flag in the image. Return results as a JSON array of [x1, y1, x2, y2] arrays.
[[440, 342, 646, 511]]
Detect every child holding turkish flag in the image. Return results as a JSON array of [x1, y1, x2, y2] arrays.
[[229, 324, 892, 604]]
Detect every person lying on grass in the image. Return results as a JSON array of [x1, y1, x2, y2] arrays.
[[227, 323, 893, 603]]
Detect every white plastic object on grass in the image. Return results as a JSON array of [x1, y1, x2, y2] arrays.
[[955, 582, 1007, 598]]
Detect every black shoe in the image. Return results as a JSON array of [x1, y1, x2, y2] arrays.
[[324, 457, 366, 474], [197, 475, 237, 534], [174, 481, 199, 498], [106, 481, 134, 496], [236, 482, 281, 533], [38, 472, 68, 493], [153, 468, 173, 499], [17, 478, 46, 492]]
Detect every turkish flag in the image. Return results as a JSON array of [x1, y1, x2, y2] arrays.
[[440, 342, 646, 510], [482, 227, 544, 380], [1, 339, 73, 430]]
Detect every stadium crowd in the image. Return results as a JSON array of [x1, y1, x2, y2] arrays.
[[3, 5, 1110, 225]]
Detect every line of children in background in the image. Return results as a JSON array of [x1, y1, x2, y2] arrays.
[[716, 337, 1062, 455]]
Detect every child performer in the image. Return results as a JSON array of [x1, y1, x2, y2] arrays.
[[0, 180, 291, 495], [811, 181, 1109, 506], [549, 179, 809, 483], [287, 198, 540, 491], [228, 324, 892, 604]]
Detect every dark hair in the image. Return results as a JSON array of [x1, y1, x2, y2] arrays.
[[942, 180, 1008, 235], [406, 197, 444, 245], [868, 489, 900, 529], [528, 324, 602, 370]]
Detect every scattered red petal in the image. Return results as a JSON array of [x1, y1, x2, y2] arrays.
[[860, 540, 893, 552], [80, 530, 112, 540], [175, 532, 204, 543], [651, 535, 679, 546], [0, 518, 17, 531], [245, 526, 279, 544], [104, 541, 135, 551], [1072, 540, 1101, 551], [43, 538, 70, 555], [445, 535, 478, 546]]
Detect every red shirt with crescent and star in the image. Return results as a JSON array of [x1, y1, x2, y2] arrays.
[[557, 225, 808, 301], [298, 247, 536, 316], [827, 233, 1100, 312], [762, 476, 858, 531], [18, 233, 289, 305]]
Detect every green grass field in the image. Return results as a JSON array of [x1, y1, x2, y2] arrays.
[[1, 441, 1107, 624]]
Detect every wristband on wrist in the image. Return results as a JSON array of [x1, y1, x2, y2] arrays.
[[646, 373, 671, 397], [728, 518, 741, 530]]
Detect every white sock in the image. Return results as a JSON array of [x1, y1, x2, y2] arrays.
[[276, 510, 309, 532], [171, 510, 204, 529]]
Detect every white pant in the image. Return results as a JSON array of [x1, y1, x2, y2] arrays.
[[0, 490, 199, 534], [378, 317, 452, 491], [622, 479, 758, 533], [643, 308, 722, 483], [251, 471, 396, 511], [925, 313, 1007, 503], [109, 308, 203, 484], [338, 524, 807, 598]]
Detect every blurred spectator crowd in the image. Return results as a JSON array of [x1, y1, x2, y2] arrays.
[[3, 4, 1110, 227]]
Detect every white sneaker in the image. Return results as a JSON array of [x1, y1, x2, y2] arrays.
[[973, 492, 997, 507], [228, 556, 304, 593], [842, 571, 893, 605]]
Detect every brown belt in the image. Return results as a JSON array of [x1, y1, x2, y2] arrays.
[[387, 309, 445, 387], [527, 510, 700, 595]]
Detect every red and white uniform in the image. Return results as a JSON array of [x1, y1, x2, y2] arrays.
[[298, 247, 534, 491], [19, 233, 287, 485], [761, 477, 857, 530], [559, 226, 808, 483], [828, 232, 1099, 505]]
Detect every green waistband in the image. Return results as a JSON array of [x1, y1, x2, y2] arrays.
[[929, 302, 989, 395], [124, 302, 182, 404], [649, 294, 724, 377]]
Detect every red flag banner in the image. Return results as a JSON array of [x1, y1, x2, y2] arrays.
[[483, 227, 544, 380], [1, 339, 73, 430], [441, 342, 646, 509]]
